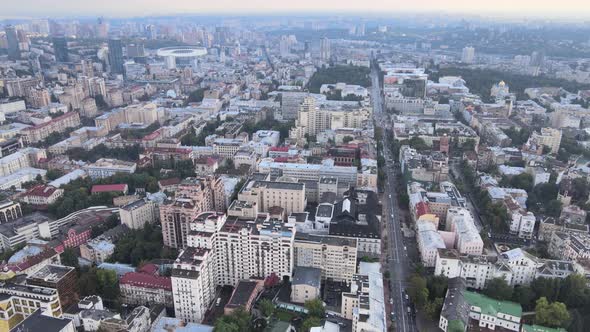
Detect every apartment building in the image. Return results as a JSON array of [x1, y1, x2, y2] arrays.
[[416, 219, 446, 267], [293, 233, 358, 282], [20, 185, 64, 206], [160, 177, 225, 248], [0, 147, 46, 177], [21, 112, 81, 144], [0, 283, 63, 331], [341, 262, 386, 332], [214, 216, 295, 286], [434, 249, 513, 290], [84, 158, 137, 179], [79, 238, 115, 264], [94, 103, 158, 132], [119, 199, 156, 229], [238, 179, 306, 216], [171, 247, 216, 323], [439, 278, 522, 332], [120, 264, 173, 307], [528, 127, 562, 154]]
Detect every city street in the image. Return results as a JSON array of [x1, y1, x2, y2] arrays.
[[372, 62, 417, 332]]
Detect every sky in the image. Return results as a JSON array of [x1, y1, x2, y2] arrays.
[[2, 0, 590, 19]]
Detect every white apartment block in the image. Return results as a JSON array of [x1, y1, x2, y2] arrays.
[[214, 217, 295, 286], [342, 262, 386, 332], [416, 219, 446, 267], [171, 247, 216, 323], [293, 233, 358, 282], [119, 199, 156, 229], [434, 249, 513, 290], [500, 248, 541, 286], [510, 211, 536, 239]]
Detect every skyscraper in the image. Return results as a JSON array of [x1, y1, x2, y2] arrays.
[[108, 38, 124, 75], [5, 25, 20, 60], [320, 37, 331, 61], [52, 36, 68, 62], [461, 46, 475, 64]]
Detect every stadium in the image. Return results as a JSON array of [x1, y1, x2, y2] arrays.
[[156, 46, 207, 68]]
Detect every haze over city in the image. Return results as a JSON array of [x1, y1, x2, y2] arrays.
[[1, 2, 590, 332], [2, 0, 590, 19]]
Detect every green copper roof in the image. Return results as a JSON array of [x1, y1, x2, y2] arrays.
[[462, 291, 522, 318], [522, 324, 567, 332]]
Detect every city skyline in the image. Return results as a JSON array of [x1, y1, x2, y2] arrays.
[[2, 0, 590, 19]]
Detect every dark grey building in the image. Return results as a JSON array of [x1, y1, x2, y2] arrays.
[[5, 25, 20, 60], [52, 36, 68, 62], [108, 38, 124, 75]]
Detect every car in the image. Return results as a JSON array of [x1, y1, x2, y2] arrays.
[[215, 298, 221, 306], [405, 294, 409, 301], [404, 246, 407, 251], [389, 298, 393, 304], [388, 194, 392, 198], [407, 307, 411, 313]]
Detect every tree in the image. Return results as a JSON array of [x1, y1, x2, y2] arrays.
[[61, 248, 79, 268], [483, 278, 513, 301], [408, 274, 429, 308], [558, 274, 589, 308], [46, 169, 64, 181], [342, 136, 354, 144], [535, 297, 570, 328], [304, 298, 325, 318], [96, 269, 119, 303], [301, 317, 322, 332], [187, 88, 206, 104], [512, 286, 535, 310], [214, 308, 251, 332], [259, 299, 275, 318], [545, 199, 563, 218], [424, 297, 444, 320]]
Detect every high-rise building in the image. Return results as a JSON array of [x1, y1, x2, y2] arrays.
[[5, 25, 20, 60], [319, 37, 331, 61], [160, 177, 225, 249], [126, 43, 145, 58], [279, 35, 290, 57], [108, 38, 124, 75], [52, 36, 68, 62], [530, 51, 545, 67], [461, 46, 475, 64]]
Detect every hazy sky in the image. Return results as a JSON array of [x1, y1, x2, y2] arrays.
[[2, 0, 590, 18]]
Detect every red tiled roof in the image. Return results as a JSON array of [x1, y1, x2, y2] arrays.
[[24, 185, 59, 198], [138, 263, 159, 275], [91, 184, 128, 193], [415, 201, 430, 217], [158, 178, 181, 187], [120, 271, 172, 290], [270, 146, 290, 152]]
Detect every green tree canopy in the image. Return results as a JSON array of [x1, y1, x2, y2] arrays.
[[535, 297, 570, 328], [483, 278, 513, 301]]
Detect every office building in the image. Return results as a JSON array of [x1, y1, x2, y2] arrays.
[[27, 264, 79, 309], [0, 283, 62, 330], [5, 25, 20, 60], [319, 37, 331, 61], [108, 38, 124, 75], [84, 158, 137, 179], [53, 36, 69, 62]]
